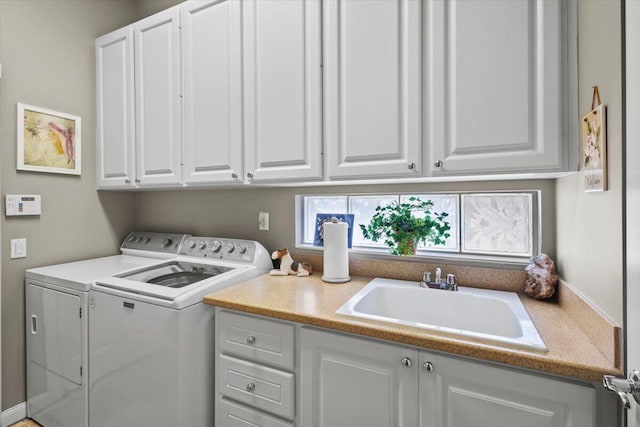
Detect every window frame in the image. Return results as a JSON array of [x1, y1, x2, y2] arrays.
[[295, 191, 541, 269]]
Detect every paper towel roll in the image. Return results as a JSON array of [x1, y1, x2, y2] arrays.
[[322, 221, 350, 283]]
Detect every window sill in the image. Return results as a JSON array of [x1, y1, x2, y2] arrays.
[[294, 244, 530, 271]]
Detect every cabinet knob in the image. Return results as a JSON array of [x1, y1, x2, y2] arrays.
[[231, 172, 238, 179], [246, 336, 256, 344], [401, 357, 412, 368], [124, 179, 131, 184], [246, 382, 256, 392], [247, 172, 254, 179], [434, 160, 443, 168], [408, 162, 416, 170], [135, 179, 141, 184], [423, 361, 434, 372]]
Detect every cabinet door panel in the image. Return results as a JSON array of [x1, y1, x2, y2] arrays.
[[428, 0, 563, 174], [96, 27, 135, 189], [419, 352, 595, 427], [300, 328, 419, 427], [325, 0, 421, 179], [243, 0, 322, 182], [182, 0, 243, 184], [217, 398, 293, 427], [134, 7, 182, 187], [26, 284, 82, 385]]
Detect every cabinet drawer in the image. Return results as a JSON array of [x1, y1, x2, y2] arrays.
[[218, 355, 295, 420], [217, 397, 294, 427], [218, 310, 294, 369]]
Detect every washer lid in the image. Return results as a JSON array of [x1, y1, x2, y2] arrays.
[[117, 261, 233, 288], [93, 262, 253, 305]]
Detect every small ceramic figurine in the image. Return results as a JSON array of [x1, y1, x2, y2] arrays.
[[270, 248, 313, 277], [524, 253, 558, 299]]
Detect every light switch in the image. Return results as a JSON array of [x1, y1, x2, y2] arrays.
[[11, 238, 26, 259]]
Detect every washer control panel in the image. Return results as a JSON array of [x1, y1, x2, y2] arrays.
[[179, 237, 257, 263], [121, 232, 190, 254]]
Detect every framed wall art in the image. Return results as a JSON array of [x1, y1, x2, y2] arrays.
[[581, 86, 607, 192], [313, 213, 355, 248], [17, 103, 81, 175]]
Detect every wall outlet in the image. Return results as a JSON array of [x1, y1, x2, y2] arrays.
[[258, 212, 269, 231], [11, 238, 26, 259]]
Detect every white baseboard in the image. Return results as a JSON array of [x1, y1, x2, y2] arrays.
[[2, 402, 26, 427]]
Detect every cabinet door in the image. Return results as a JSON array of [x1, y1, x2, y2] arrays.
[[26, 283, 82, 385], [419, 352, 595, 427], [134, 7, 183, 187], [243, 0, 322, 182], [324, 0, 422, 179], [300, 328, 419, 427], [428, 0, 564, 174], [96, 26, 136, 189], [182, 0, 243, 185]]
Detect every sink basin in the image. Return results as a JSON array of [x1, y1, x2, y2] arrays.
[[336, 278, 547, 352]]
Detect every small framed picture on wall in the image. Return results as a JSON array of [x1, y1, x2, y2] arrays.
[[581, 87, 607, 192], [17, 103, 81, 175]]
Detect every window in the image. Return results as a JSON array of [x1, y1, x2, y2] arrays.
[[296, 191, 539, 261]]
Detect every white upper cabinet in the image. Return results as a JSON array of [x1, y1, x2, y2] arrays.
[[243, 0, 323, 182], [96, 27, 136, 189], [324, 0, 422, 180], [134, 7, 183, 187], [427, 0, 565, 175], [182, 0, 243, 185]]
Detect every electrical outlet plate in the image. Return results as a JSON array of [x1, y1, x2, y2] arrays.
[[258, 212, 269, 231]]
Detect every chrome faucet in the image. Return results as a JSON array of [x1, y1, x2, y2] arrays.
[[419, 268, 458, 291]]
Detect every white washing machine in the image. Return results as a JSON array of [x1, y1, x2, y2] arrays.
[[25, 231, 189, 427], [89, 236, 272, 427]]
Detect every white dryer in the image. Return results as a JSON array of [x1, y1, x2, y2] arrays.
[[25, 231, 189, 427]]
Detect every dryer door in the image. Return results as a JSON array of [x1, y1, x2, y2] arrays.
[[27, 283, 82, 384]]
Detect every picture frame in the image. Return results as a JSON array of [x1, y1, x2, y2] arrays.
[[581, 87, 607, 192], [313, 213, 355, 248], [17, 103, 81, 175]]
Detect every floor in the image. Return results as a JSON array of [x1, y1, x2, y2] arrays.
[[10, 420, 40, 427]]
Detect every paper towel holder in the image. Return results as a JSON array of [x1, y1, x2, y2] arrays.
[[321, 218, 351, 284]]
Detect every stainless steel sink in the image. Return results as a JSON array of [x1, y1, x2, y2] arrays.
[[336, 278, 547, 352]]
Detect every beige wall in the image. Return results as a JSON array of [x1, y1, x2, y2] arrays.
[[136, 0, 181, 19], [136, 180, 557, 260], [555, 0, 623, 325], [0, 0, 138, 410]]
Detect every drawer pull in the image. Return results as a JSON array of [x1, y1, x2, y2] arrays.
[[246, 382, 256, 392], [247, 336, 256, 344]]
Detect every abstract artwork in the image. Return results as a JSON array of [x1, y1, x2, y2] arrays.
[[17, 103, 81, 175]]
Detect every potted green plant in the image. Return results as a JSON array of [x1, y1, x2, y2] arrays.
[[359, 197, 451, 255]]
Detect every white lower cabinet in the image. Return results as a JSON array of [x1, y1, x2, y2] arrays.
[[299, 327, 596, 427], [215, 309, 296, 426], [419, 352, 596, 427], [216, 310, 596, 427], [300, 327, 419, 427]]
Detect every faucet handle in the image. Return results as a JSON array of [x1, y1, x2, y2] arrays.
[[420, 271, 431, 288]]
